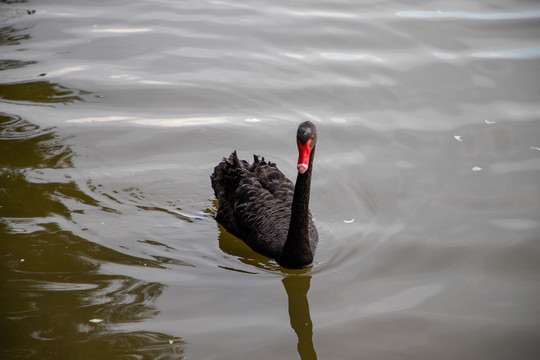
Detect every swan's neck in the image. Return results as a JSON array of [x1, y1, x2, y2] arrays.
[[280, 148, 315, 268]]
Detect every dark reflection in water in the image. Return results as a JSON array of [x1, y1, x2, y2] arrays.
[[218, 226, 318, 359], [0, 23, 31, 46], [1, 10, 90, 106], [0, 115, 184, 359], [0, 59, 37, 71], [0, 5, 35, 44], [0, 81, 90, 104], [0, 114, 73, 169], [218, 224, 278, 272], [283, 275, 317, 360]]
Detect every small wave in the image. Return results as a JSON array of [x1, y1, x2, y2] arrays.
[[473, 47, 540, 59], [397, 9, 540, 21]]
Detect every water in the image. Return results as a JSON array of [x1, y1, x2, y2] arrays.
[[2, 0, 540, 359]]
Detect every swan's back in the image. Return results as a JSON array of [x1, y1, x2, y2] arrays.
[[210, 151, 299, 259]]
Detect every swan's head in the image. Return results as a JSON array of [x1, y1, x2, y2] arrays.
[[296, 121, 317, 174]]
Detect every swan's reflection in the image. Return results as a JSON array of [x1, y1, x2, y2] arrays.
[[282, 274, 318, 360], [217, 227, 318, 359]]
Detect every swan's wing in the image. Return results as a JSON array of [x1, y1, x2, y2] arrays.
[[211, 152, 294, 257]]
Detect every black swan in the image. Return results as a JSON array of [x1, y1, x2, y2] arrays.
[[211, 121, 318, 269]]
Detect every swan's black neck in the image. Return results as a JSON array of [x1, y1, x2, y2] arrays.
[[280, 147, 315, 269]]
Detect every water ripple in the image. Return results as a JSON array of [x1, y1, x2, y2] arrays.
[[473, 47, 540, 59], [397, 9, 540, 20]]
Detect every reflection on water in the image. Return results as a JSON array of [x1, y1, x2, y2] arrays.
[[219, 224, 318, 359], [0, 59, 37, 71], [0, 23, 31, 46], [0, 115, 183, 359], [0, 114, 73, 169], [218, 223, 278, 272], [0, 10, 91, 109], [283, 275, 317, 360], [0, 81, 90, 104]]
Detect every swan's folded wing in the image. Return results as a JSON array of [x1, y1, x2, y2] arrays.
[[211, 152, 295, 258]]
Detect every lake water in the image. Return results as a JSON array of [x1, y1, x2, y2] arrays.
[[2, 0, 540, 359]]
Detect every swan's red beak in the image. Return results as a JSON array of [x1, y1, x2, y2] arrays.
[[297, 138, 312, 174]]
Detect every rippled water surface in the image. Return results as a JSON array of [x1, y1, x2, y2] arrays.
[[2, 0, 540, 359]]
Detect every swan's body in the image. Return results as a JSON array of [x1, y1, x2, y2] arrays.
[[211, 121, 318, 269]]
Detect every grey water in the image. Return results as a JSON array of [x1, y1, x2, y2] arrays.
[[1, 0, 540, 359]]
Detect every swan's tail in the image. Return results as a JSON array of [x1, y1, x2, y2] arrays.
[[210, 151, 247, 231], [211, 151, 243, 195]]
